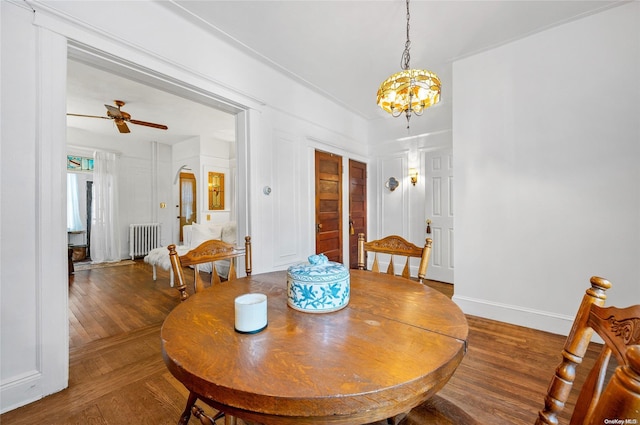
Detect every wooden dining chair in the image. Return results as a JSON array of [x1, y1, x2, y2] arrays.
[[357, 233, 470, 425], [357, 233, 432, 283], [535, 276, 640, 425], [168, 236, 252, 301], [399, 276, 640, 425], [167, 235, 252, 425]]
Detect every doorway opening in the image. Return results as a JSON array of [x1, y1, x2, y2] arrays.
[[63, 42, 252, 391], [179, 172, 197, 242], [67, 172, 93, 263]]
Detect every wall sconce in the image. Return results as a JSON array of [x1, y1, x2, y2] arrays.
[[409, 168, 418, 186]]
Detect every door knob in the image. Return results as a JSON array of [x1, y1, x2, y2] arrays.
[[316, 223, 323, 233]]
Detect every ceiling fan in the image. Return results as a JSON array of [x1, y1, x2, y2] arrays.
[[67, 100, 168, 134]]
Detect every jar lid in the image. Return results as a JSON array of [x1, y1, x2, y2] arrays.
[[287, 254, 349, 282]]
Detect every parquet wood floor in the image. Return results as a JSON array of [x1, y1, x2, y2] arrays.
[[1, 262, 606, 424]]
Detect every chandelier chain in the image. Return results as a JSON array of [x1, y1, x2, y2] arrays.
[[401, 0, 411, 70]]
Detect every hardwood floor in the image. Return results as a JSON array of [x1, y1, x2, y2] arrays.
[[1, 262, 606, 424]]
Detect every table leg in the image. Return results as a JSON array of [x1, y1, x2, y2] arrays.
[[178, 393, 198, 425], [224, 415, 237, 425]]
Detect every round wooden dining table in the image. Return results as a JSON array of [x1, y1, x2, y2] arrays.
[[161, 269, 468, 425]]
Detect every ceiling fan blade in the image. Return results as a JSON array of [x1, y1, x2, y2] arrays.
[[129, 119, 168, 130], [67, 113, 111, 120], [72, 101, 165, 133], [105, 104, 123, 119], [114, 119, 130, 134]]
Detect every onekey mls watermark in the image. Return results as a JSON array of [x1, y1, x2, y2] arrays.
[[603, 420, 638, 424]]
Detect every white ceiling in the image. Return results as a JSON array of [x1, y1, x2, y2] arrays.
[[168, 0, 623, 119], [67, 0, 624, 143], [66, 59, 237, 145]]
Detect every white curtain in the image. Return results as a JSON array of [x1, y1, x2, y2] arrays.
[[66, 173, 83, 232], [181, 179, 194, 222], [91, 151, 121, 263]]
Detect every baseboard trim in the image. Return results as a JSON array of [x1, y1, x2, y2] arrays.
[[1, 371, 43, 414], [452, 295, 575, 336]]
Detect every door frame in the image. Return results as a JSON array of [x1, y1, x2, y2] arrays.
[[179, 172, 197, 242], [310, 146, 368, 268]]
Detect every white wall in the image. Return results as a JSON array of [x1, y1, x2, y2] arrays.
[[367, 64, 454, 250], [199, 138, 235, 226], [1, 1, 69, 412], [368, 112, 454, 277], [249, 106, 370, 272], [453, 2, 640, 334], [171, 136, 236, 242], [7, 0, 634, 414], [67, 129, 174, 254], [1, 0, 368, 412], [31, 0, 369, 273]]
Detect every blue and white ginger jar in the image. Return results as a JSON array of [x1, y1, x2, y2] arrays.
[[287, 254, 350, 313]]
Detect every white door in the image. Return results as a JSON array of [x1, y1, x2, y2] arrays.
[[424, 148, 454, 283]]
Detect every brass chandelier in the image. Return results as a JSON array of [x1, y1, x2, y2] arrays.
[[376, 0, 441, 128]]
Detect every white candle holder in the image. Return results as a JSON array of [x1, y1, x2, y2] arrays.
[[234, 293, 268, 334]]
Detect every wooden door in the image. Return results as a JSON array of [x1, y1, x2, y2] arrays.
[[348, 160, 367, 269], [424, 148, 454, 283], [179, 172, 196, 242], [315, 151, 342, 263]]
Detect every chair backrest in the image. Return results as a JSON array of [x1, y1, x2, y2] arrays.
[[168, 236, 252, 301], [356, 233, 432, 283], [535, 276, 640, 425]]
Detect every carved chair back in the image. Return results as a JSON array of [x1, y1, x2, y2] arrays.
[[357, 233, 432, 283], [536, 276, 640, 425], [168, 236, 252, 302]]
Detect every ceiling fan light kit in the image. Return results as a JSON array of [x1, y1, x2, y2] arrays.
[[67, 100, 168, 134], [376, 0, 441, 129]]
